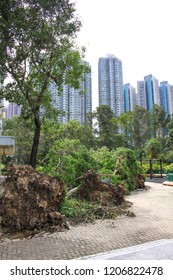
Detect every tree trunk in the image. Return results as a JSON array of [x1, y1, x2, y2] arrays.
[[30, 115, 41, 169]]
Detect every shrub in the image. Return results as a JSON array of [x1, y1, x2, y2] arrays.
[[60, 197, 95, 220], [114, 148, 142, 191], [39, 138, 97, 187]]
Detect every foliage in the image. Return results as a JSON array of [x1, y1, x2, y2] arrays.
[[92, 105, 120, 149], [39, 138, 97, 187], [144, 138, 161, 159], [59, 196, 132, 222], [114, 148, 142, 191], [60, 197, 95, 219], [2, 116, 33, 164], [130, 106, 150, 149], [166, 114, 173, 150], [57, 120, 96, 149], [150, 104, 166, 138], [2, 116, 60, 165], [162, 150, 173, 164], [37, 118, 60, 164], [115, 111, 133, 147], [0, 0, 88, 168], [164, 163, 173, 173], [141, 162, 162, 174], [90, 147, 116, 172], [91, 147, 143, 191], [115, 106, 151, 150]]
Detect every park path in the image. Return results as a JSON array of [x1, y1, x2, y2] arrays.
[[0, 179, 173, 259]]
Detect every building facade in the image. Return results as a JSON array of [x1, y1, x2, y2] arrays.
[[5, 103, 21, 119], [144, 74, 160, 111], [123, 83, 137, 112], [159, 81, 173, 116], [137, 81, 146, 108], [50, 61, 92, 125], [98, 55, 124, 116]]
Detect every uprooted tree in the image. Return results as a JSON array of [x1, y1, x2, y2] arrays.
[[0, 0, 89, 168], [0, 165, 67, 231]]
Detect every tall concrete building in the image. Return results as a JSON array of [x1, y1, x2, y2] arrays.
[[123, 83, 137, 112], [5, 103, 21, 119], [50, 61, 92, 125], [136, 75, 160, 111], [137, 81, 146, 108], [98, 55, 124, 116], [144, 74, 160, 111], [159, 81, 173, 116]]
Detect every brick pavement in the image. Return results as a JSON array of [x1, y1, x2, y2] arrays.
[[0, 179, 173, 259]]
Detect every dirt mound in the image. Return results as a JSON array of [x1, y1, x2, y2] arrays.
[[0, 165, 67, 232], [76, 171, 126, 206]]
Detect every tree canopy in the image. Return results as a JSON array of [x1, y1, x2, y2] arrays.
[[0, 0, 88, 167]]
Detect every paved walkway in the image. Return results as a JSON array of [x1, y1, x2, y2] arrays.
[[0, 179, 173, 259]]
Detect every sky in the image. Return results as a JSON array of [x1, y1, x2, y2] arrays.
[[75, 0, 173, 110]]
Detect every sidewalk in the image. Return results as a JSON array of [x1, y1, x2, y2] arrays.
[[0, 179, 173, 259]]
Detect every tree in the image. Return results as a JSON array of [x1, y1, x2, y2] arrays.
[[57, 120, 97, 149], [2, 116, 34, 164], [115, 111, 133, 147], [131, 106, 150, 150], [150, 104, 166, 138], [41, 138, 96, 188], [0, 0, 88, 168], [144, 138, 161, 160], [92, 105, 119, 149]]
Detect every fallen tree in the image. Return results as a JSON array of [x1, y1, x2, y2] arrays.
[[0, 165, 67, 232], [75, 171, 126, 206]]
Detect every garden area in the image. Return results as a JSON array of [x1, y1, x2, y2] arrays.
[[1, 104, 173, 239], [1, 0, 173, 240]]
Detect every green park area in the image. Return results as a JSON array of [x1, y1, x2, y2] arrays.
[[0, 0, 173, 239]]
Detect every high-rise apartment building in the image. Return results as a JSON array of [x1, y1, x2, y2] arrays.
[[98, 55, 124, 116], [170, 86, 173, 115], [137, 75, 160, 111], [137, 81, 146, 108], [123, 83, 137, 112], [159, 81, 173, 116], [50, 61, 92, 125], [144, 74, 160, 111], [5, 103, 21, 119]]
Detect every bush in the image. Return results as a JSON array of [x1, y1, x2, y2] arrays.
[[60, 197, 96, 220], [91, 147, 143, 191], [39, 138, 97, 188], [114, 148, 143, 191]]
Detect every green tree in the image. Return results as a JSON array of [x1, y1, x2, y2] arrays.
[[93, 105, 119, 149], [2, 116, 33, 164], [114, 147, 142, 191], [41, 138, 96, 187], [144, 138, 161, 159], [166, 114, 173, 147], [131, 106, 150, 150], [57, 120, 96, 149], [0, 0, 88, 168], [115, 111, 133, 147], [150, 104, 166, 138]]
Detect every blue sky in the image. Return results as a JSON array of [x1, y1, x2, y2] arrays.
[[75, 0, 173, 109]]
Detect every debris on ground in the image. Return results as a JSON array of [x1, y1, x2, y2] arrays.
[[75, 171, 126, 206], [0, 165, 68, 236], [134, 173, 146, 189]]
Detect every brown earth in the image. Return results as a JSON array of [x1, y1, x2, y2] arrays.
[[0, 165, 67, 233]]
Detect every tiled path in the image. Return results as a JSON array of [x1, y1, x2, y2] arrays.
[[0, 179, 173, 259]]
